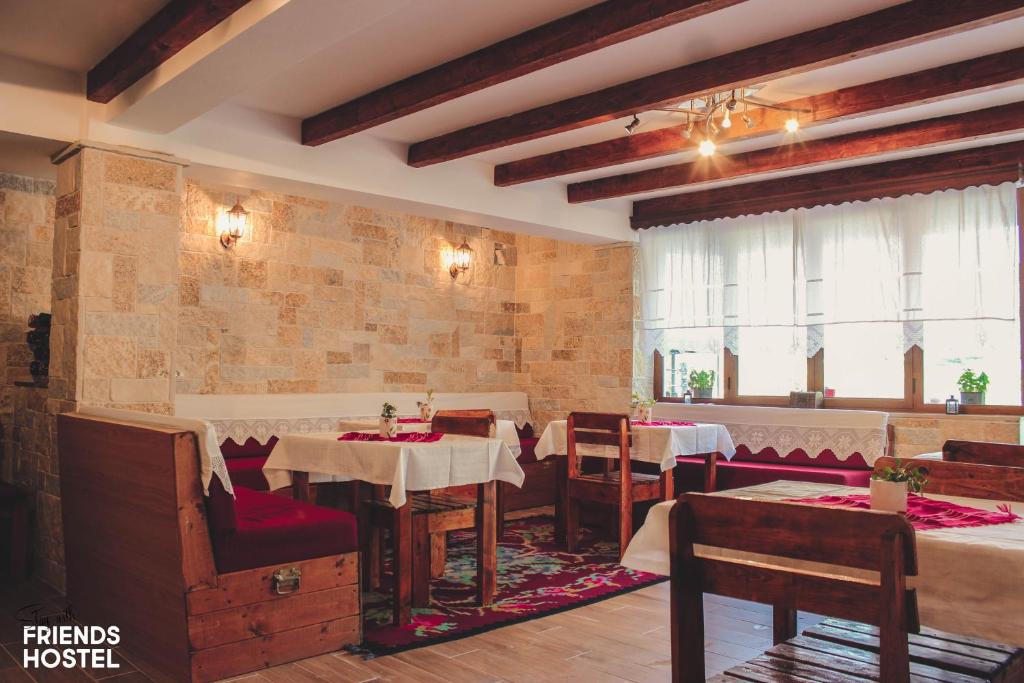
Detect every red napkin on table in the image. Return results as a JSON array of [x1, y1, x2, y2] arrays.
[[630, 420, 696, 427], [784, 493, 1020, 531], [397, 418, 429, 424], [338, 432, 444, 443]]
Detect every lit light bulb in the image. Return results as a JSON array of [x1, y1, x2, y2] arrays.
[[721, 109, 732, 129], [784, 117, 799, 133], [698, 139, 716, 157]]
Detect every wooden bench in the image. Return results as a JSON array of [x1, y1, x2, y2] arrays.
[[943, 439, 1024, 468], [57, 413, 361, 683]]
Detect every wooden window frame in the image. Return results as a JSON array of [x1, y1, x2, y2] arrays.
[[652, 186, 1024, 416]]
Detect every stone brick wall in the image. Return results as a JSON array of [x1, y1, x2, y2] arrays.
[[514, 237, 636, 429], [0, 174, 54, 473], [176, 180, 519, 396], [889, 414, 1020, 458]]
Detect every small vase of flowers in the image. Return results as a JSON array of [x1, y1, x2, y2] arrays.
[[379, 402, 398, 438], [417, 389, 435, 421], [632, 392, 654, 423], [870, 459, 928, 512], [957, 369, 990, 406]]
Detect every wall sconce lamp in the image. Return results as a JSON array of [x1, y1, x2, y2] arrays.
[[219, 199, 249, 248], [449, 241, 473, 279]]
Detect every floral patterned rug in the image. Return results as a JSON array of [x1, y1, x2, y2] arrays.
[[359, 515, 665, 656]]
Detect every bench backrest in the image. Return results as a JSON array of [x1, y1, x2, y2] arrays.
[[671, 492, 918, 682], [943, 439, 1024, 468], [874, 456, 1024, 502]]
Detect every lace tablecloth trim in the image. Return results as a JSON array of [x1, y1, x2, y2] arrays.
[[723, 423, 886, 464]]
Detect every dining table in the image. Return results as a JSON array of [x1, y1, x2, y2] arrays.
[[336, 417, 523, 456], [534, 419, 736, 540], [621, 480, 1024, 648], [262, 431, 525, 625]]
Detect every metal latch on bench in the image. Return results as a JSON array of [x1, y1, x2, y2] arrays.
[[271, 567, 301, 594]]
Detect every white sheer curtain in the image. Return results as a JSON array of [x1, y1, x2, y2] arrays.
[[639, 182, 1019, 356]]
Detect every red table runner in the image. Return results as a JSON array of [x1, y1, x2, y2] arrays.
[[630, 420, 696, 427], [397, 418, 429, 424], [785, 493, 1020, 531], [338, 431, 444, 443]]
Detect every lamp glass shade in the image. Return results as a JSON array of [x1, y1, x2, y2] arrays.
[[226, 200, 249, 239], [454, 242, 472, 271]]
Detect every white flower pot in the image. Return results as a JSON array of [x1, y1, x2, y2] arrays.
[[379, 417, 398, 438], [419, 403, 433, 421], [870, 479, 908, 513], [637, 405, 652, 423]]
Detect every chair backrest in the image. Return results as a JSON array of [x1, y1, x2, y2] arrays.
[[874, 456, 1024, 502], [671, 492, 918, 683], [566, 412, 631, 481], [431, 409, 495, 438], [943, 439, 1024, 468]]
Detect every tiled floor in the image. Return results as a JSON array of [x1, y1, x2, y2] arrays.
[[0, 577, 821, 683]]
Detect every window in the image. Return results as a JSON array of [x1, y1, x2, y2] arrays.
[[923, 320, 1021, 405], [737, 327, 806, 396], [641, 182, 1022, 411], [823, 323, 905, 399], [659, 328, 724, 398]]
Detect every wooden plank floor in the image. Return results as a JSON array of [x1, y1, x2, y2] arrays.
[[0, 577, 820, 683]]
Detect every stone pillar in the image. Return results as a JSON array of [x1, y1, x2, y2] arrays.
[[31, 144, 185, 588]]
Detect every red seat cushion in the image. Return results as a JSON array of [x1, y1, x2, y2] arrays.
[[225, 456, 270, 491], [220, 436, 278, 459], [674, 456, 872, 492], [517, 437, 540, 464], [206, 481, 358, 573]]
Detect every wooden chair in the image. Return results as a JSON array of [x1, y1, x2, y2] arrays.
[[362, 410, 499, 623], [671, 493, 920, 682], [874, 456, 1024, 502], [942, 439, 1024, 468], [565, 412, 673, 560]]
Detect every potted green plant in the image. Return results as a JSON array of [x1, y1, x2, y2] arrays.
[[870, 459, 928, 512], [688, 369, 716, 400], [957, 369, 990, 406], [417, 389, 435, 421], [379, 402, 398, 438]]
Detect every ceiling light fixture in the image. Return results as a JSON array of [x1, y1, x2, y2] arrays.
[[644, 86, 810, 156], [625, 114, 641, 135]]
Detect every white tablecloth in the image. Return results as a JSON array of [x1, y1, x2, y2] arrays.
[[621, 481, 1024, 647], [654, 403, 889, 465], [534, 420, 735, 471], [337, 418, 522, 456], [263, 432, 525, 508]]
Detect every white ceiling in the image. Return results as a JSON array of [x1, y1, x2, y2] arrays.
[[1, 0, 1022, 242]]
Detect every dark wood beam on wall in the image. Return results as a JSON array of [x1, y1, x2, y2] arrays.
[[494, 47, 1024, 186], [87, 0, 251, 103], [630, 140, 1024, 228], [301, 0, 746, 146], [407, 0, 1024, 167], [569, 100, 1024, 202]]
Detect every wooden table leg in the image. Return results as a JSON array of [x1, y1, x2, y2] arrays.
[[555, 456, 568, 544], [430, 533, 447, 578], [412, 514, 431, 608], [476, 481, 497, 606], [496, 481, 507, 542], [393, 501, 413, 626], [291, 471, 310, 502]]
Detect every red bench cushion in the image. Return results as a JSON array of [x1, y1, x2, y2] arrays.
[[220, 436, 278, 458], [206, 480, 358, 573], [675, 455, 872, 492], [224, 456, 270, 491], [731, 444, 870, 470], [517, 437, 540, 464]]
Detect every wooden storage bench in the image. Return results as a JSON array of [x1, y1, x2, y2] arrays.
[[57, 413, 361, 682]]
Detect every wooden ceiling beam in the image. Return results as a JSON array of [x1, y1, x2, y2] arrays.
[[87, 0, 251, 104], [630, 140, 1024, 229], [407, 0, 1024, 167], [301, 0, 746, 146], [495, 47, 1024, 186], [569, 100, 1024, 202]]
